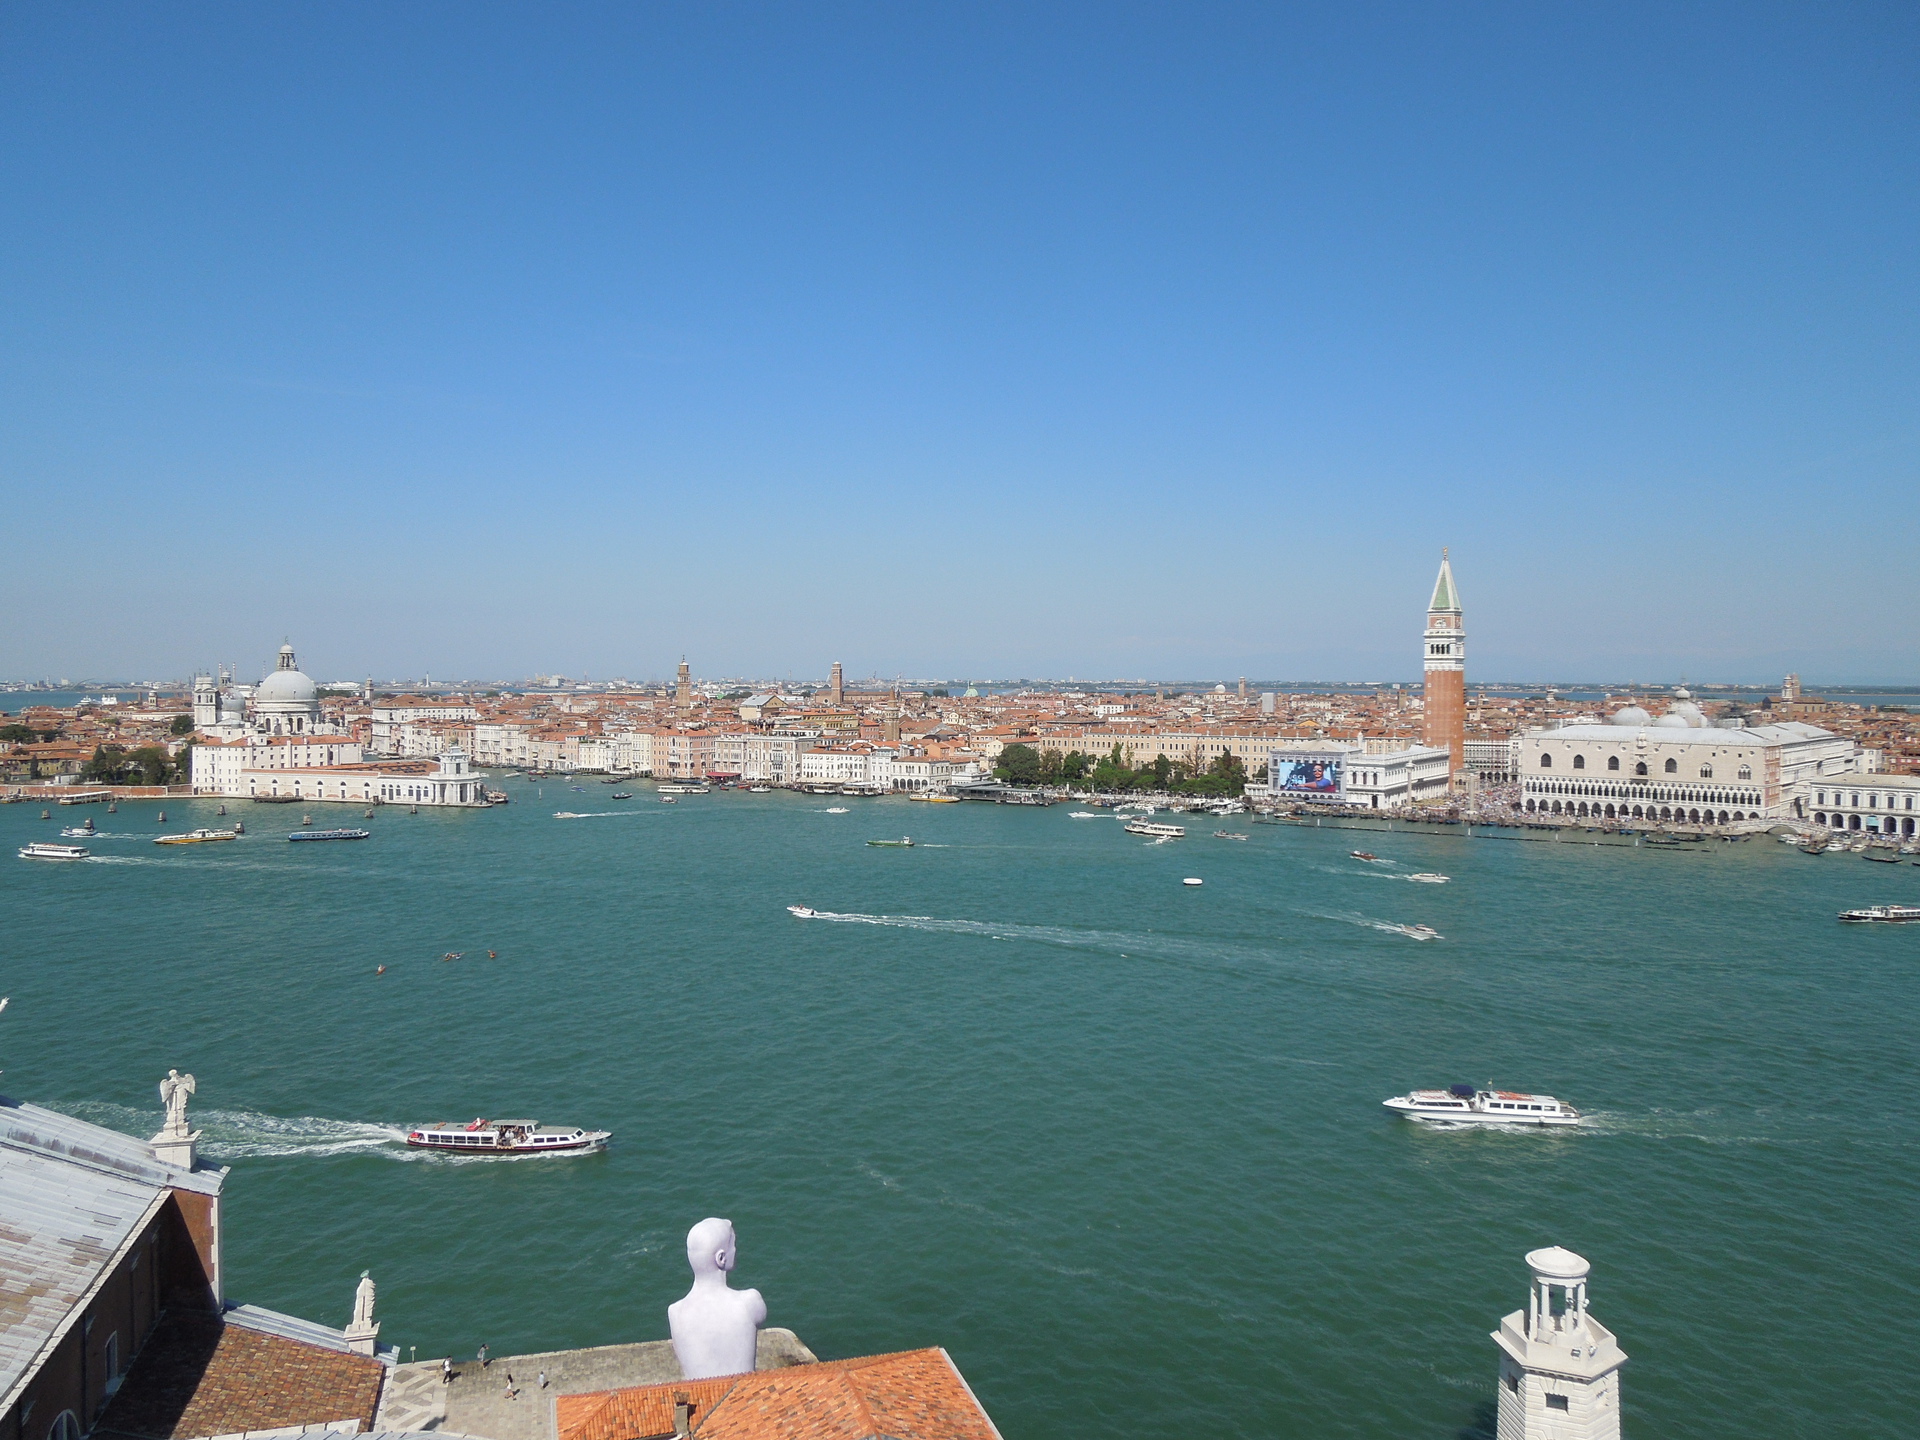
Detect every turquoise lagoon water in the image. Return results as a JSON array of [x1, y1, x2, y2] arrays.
[[3, 789, 1916, 1437]]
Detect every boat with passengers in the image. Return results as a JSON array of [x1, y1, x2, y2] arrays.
[[406, 1118, 611, 1155], [1382, 1085, 1580, 1126], [19, 842, 90, 861]]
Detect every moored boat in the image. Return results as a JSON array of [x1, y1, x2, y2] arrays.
[[406, 1118, 610, 1155], [1383, 1085, 1580, 1126], [1838, 904, 1920, 923], [19, 842, 89, 861]]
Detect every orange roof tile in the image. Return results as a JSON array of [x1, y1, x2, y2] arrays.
[[556, 1349, 999, 1440]]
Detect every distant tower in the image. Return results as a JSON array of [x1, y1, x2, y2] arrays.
[[1491, 1247, 1627, 1440], [1782, 673, 1802, 702], [192, 673, 219, 729], [1237, 677, 1248, 701], [830, 661, 845, 707], [1422, 550, 1466, 777], [675, 658, 693, 714]]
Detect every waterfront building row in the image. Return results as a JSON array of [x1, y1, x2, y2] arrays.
[[1811, 773, 1920, 835], [191, 741, 488, 806]]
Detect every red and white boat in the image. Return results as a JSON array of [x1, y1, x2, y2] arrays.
[[406, 1118, 611, 1155]]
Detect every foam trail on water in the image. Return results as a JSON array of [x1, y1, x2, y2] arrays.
[[793, 908, 1283, 969], [1304, 910, 1442, 939], [551, 810, 650, 820], [53, 1101, 411, 1159]]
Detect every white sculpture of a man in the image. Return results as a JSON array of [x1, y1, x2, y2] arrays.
[[159, 1069, 196, 1136], [668, 1217, 766, 1379]]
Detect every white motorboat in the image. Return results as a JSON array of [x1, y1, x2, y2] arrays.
[[825, 806, 850, 814], [1124, 820, 1185, 838], [1838, 904, 1920, 923], [60, 825, 96, 838], [154, 828, 238, 845], [749, 785, 772, 793], [1405, 873, 1450, 883], [1383, 1085, 1581, 1126], [1388, 923, 1441, 940], [1069, 812, 1103, 819], [787, 905, 820, 918], [19, 842, 90, 861], [406, 1118, 610, 1155], [1213, 830, 1248, 841]]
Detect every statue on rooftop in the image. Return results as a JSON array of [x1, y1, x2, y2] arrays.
[[159, 1069, 196, 1136], [668, 1217, 766, 1379], [352, 1271, 376, 1330]]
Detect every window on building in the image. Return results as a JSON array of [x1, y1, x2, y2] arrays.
[[1539, 754, 1552, 769], [1506, 1374, 1519, 1394], [104, 1330, 121, 1383], [1545, 1395, 1570, 1413], [1664, 759, 1678, 774], [1700, 765, 1713, 779], [1738, 764, 1751, 780], [1607, 756, 1619, 771], [1572, 755, 1585, 770], [49, 1412, 82, 1440], [1635, 762, 1648, 776]]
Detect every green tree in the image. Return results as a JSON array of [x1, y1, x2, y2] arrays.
[[125, 746, 174, 786], [1, 723, 40, 743], [169, 714, 195, 736], [994, 743, 1044, 785], [1061, 750, 1091, 782], [84, 744, 129, 781]]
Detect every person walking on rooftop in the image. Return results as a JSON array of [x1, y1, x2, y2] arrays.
[[478, 1342, 490, 1369], [441, 1357, 453, 1385]]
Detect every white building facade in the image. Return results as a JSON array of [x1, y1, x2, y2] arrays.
[[1267, 740, 1453, 809], [1811, 772, 1920, 836], [1519, 712, 1856, 824]]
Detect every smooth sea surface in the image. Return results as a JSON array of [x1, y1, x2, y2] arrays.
[[4, 787, 1916, 1437]]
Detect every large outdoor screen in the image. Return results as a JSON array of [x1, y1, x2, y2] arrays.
[[1275, 755, 1345, 798]]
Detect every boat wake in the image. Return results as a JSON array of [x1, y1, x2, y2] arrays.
[[551, 810, 650, 820], [787, 908, 1284, 970], [1305, 910, 1443, 940], [54, 1101, 410, 1160]]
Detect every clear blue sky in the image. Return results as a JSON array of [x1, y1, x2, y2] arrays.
[[3, 3, 1915, 685]]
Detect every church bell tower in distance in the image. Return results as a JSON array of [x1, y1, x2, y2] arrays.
[[1423, 549, 1466, 777]]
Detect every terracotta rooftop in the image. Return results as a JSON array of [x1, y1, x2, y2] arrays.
[[92, 1312, 385, 1440], [555, 1348, 1000, 1440]]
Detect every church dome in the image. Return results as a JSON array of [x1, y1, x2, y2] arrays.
[[255, 667, 318, 704], [1609, 705, 1652, 726], [1654, 713, 1690, 728], [1667, 701, 1705, 727]]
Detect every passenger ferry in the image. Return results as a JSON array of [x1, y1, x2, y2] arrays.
[[1838, 904, 1920, 923], [1383, 1085, 1581, 1126], [657, 784, 710, 795], [155, 828, 238, 845], [1124, 820, 1185, 838], [19, 842, 90, 861], [406, 1118, 611, 1155], [288, 828, 371, 842]]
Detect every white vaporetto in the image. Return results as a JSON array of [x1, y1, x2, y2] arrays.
[[668, 1217, 767, 1380]]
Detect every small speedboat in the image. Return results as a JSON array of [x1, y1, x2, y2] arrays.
[[1213, 830, 1248, 841], [1350, 851, 1382, 862], [787, 905, 820, 918], [1383, 1085, 1580, 1127], [1405, 873, 1449, 883], [20, 842, 89, 861], [407, 1118, 610, 1155], [610, 792, 633, 800], [1389, 923, 1441, 940], [825, 806, 850, 814], [868, 837, 914, 847], [749, 785, 772, 793], [1182, 877, 1204, 886], [60, 826, 96, 838]]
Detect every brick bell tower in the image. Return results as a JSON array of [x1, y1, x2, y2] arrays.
[[1423, 549, 1465, 777]]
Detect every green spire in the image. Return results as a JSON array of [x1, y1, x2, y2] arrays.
[[1429, 549, 1461, 613]]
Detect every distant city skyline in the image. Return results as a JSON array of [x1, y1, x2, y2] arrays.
[[5, 5, 1915, 682]]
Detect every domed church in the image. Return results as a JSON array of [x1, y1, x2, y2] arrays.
[[251, 644, 321, 734]]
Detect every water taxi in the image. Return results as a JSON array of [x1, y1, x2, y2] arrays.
[[61, 824, 96, 837], [1069, 811, 1103, 819], [1124, 820, 1185, 838], [155, 828, 238, 845], [867, 836, 914, 847], [610, 792, 634, 799], [1388, 923, 1441, 940], [19, 842, 90, 861], [1213, 830, 1249, 841], [749, 785, 773, 793], [288, 828, 371, 842], [406, 1119, 610, 1155], [1405, 873, 1449, 883], [1838, 904, 1920, 923], [1383, 1085, 1580, 1126]]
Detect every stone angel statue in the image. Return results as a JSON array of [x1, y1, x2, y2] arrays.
[[159, 1069, 196, 1136]]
